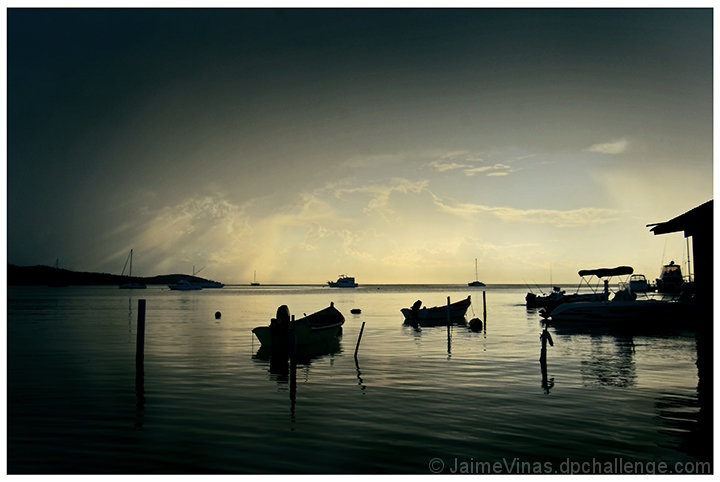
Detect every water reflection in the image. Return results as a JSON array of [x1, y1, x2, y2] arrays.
[[253, 338, 342, 426]]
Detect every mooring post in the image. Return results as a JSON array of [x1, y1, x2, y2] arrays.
[[136, 299, 146, 363], [354, 321, 366, 359], [482, 291, 487, 324], [446, 296, 451, 325]]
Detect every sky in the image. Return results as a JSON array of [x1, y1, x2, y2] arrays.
[[6, 8, 714, 284]]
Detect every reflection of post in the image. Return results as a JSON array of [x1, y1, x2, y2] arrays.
[[482, 291, 487, 327], [446, 297, 451, 356], [135, 299, 146, 428], [355, 356, 366, 392], [289, 356, 297, 424], [539, 326, 554, 394]]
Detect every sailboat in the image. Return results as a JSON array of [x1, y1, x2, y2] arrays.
[[468, 258, 486, 287], [119, 249, 147, 289], [251, 270, 261, 286]]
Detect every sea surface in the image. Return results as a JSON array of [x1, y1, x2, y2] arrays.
[[7, 284, 712, 474]]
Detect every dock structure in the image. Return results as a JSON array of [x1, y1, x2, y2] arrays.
[[648, 200, 713, 312]]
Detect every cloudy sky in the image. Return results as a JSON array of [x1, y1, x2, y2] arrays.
[[7, 8, 713, 284]]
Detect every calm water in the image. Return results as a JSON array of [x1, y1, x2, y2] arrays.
[[7, 285, 712, 474]]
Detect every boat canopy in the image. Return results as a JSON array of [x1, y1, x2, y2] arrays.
[[577, 266, 634, 278]]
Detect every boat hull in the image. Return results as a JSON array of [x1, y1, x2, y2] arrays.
[[252, 304, 345, 350], [548, 299, 694, 323], [402, 296, 472, 326]]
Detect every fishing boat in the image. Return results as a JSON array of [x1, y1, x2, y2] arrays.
[[119, 249, 146, 289], [468, 258, 485, 286], [655, 261, 684, 294], [628, 274, 653, 293], [401, 295, 472, 326], [328, 274, 358, 288], [545, 289, 694, 324], [526, 266, 632, 310], [251, 270, 260, 286], [168, 279, 203, 291], [252, 303, 345, 350]]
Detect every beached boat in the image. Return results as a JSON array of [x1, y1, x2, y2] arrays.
[[168, 279, 203, 291], [526, 266, 632, 310], [328, 274, 358, 288], [253, 303, 345, 350], [401, 295, 472, 326], [118, 249, 146, 289], [468, 258, 486, 286]]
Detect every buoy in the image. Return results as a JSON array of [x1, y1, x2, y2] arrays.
[[351, 308, 362, 314], [469, 317, 482, 331], [215, 311, 221, 319]]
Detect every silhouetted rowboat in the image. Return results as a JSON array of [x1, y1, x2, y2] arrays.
[[253, 303, 345, 350], [401, 296, 472, 326]]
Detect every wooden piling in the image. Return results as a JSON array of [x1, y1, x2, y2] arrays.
[[354, 321, 366, 359], [446, 296, 451, 325], [136, 299, 146, 363], [482, 291, 487, 324]]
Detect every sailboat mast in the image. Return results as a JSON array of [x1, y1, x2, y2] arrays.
[[129, 249, 133, 277], [475, 258, 478, 280]]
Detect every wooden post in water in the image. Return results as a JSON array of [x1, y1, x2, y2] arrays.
[[482, 291, 487, 325], [136, 299, 146, 363], [354, 321, 366, 359], [446, 296, 451, 325]]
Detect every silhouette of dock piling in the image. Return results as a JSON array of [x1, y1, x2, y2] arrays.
[[482, 291, 487, 325], [136, 299, 146, 363], [354, 321, 366, 359]]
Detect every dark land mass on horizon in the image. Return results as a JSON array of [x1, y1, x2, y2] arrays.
[[7, 264, 223, 287]]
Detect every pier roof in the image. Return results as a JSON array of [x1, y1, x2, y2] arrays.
[[647, 200, 712, 237]]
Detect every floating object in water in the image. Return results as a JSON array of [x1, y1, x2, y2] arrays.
[[469, 318, 483, 331], [351, 308, 362, 314], [215, 311, 221, 319]]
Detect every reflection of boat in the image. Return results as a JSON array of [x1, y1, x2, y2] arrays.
[[401, 296, 472, 326], [527, 266, 631, 310], [468, 258, 485, 286], [252, 303, 345, 350], [655, 261, 684, 294], [328, 274, 358, 288], [168, 279, 203, 291], [119, 249, 147, 289]]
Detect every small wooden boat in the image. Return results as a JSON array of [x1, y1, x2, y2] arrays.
[[401, 296, 472, 326], [253, 303, 345, 350]]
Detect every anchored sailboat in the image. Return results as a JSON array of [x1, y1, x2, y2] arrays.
[[119, 249, 146, 289], [468, 258, 485, 287]]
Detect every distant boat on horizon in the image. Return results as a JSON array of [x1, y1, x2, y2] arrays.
[[251, 270, 260, 286], [328, 274, 358, 288], [468, 258, 485, 287], [168, 279, 202, 291], [119, 249, 146, 289]]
